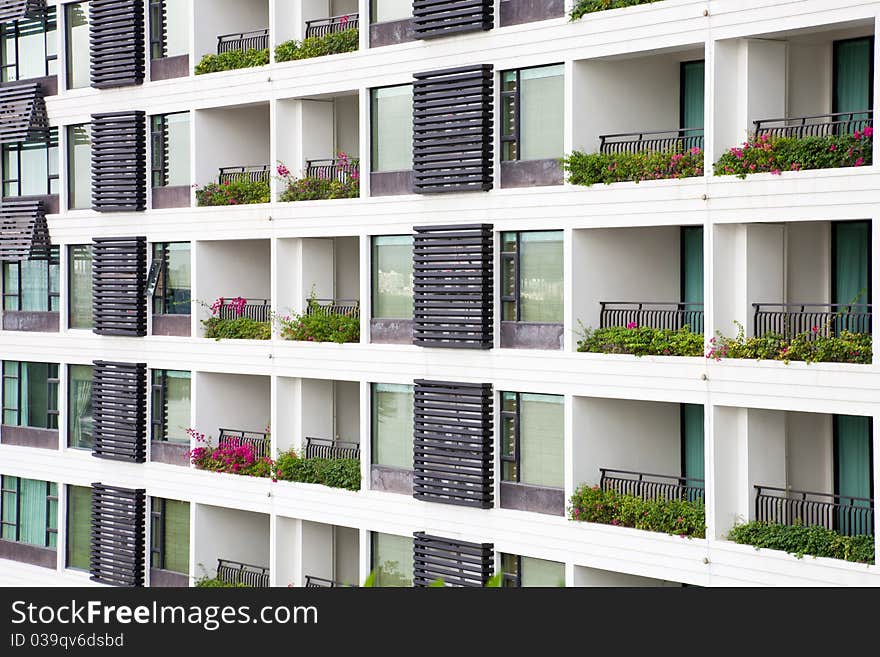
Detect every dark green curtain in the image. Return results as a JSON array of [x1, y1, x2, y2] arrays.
[[835, 414, 872, 535], [682, 404, 705, 498], [833, 221, 870, 333], [681, 227, 704, 304], [680, 60, 705, 142], [833, 38, 872, 120]]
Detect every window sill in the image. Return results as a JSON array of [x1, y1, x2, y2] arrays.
[[369, 17, 415, 48], [0, 425, 59, 450], [500, 481, 565, 516], [0, 539, 56, 569], [152, 314, 191, 337], [150, 54, 190, 82], [150, 568, 190, 587], [2, 311, 59, 333], [500, 321, 563, 349], [151, 185, 192, 209], [500, 159, 564, 189], [370, 464, 413, 495], [370, 170, 414, 196], [150, 440, 191, 467], [370, 318, 413, 344]]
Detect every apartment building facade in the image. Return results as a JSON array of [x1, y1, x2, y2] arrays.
[[0, 0, 878, 588]]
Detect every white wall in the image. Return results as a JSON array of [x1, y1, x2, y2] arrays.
[[787, 412, 833, 494], [275, 516, 300, 586], [195, 372, 271, 437], [571, 397, 681, 489], [335, 94, 360, 157], [194, 105, 271, 187], [335, 380, 360, 441], [193, 504, 270, 578], [335, 236, 360, 300], [574, 564, 681, 587], [710, 406, 747, 539], [572, 49, 702, 153], [787, 222, 831, 304], [195, 240, 271, 330], [334, 525, 359, 585], [194, 0, 269, 61], [302, 378, 335, 439], [275, 376, 300, 453], [301, 520, 334, 582], [789, 42, 831, 118], [573, 227, 681, 330], [746, 40, 787, 129], [746, 408, 787, 519], [302, 100, 336, 167], [301, 238, 336, 301]]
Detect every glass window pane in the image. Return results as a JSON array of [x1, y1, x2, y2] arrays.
[[3, 144, 18, 196], [18, 477, 48, 545], [371, 0, 411, 23], [371, 85, 413, 172], [520, 65, 564, 161], [163, 498, 190, 575], [1, 27, 15, 83], [371, 383, 413, 469], [521, 556, 565, 587], [519, 393, 563, 488], [65, 3, 90, 90], [371, 532, 413, 587], [1, 475, 17, 540], [66, 485, 91, 570], [163, 370, 191, 443], [68, 245, 93, 329], [372, 235, 413, 319], [165, 241, 191, 314], [19, 258, 48, 311], [67, 124, 92, 210], [19, 142, 47, 196], [68, 364, 93, 449], [3, 361, 19, 426], [18, 17, 46, 80], [24, 361, 50, 428], [164, 112, 190, 187], [164, 0, 189, 58], [47, 481, 57, 548], [4, 262, 19, 311], [519, 231, 563, 323]]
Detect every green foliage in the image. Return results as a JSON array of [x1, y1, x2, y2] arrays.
[[361, 572, 376, 587], [576, 323, 704, 357], [571, 0, 661, 20], [194, 48, 269, 75], [278, 303, 360, 344], [728, 521, 875, 564], [279, 176, 359, 202], [569, 484, 706, 538], [709, 321, 871, 365], [563, 147, 704, 186], [484, 573, 504, 588], [714, 130, 872, 177], [194, 576, 249, 587], [195, 179, 270, 206], [202, 316, 271, 341], [275, 450, 361, 491], [275, 28, 359, 62]]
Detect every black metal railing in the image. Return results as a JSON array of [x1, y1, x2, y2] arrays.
[[304, 575, 353, 587], [754, 110, 873, 139], [305, 158, 360, 183], [304, 436, 360, 460], [755, 485, 874, 537], [218, 165, 270, 185], [217, 298, 271, 322], [600, 301, 704, 333], [753, 302, 872, 338], [599, 128, 704, 155], [217, 28, 269, 54], [218, 428, 271, 459], [304, 13, 359, 38], [216, 559, 270, 587], [304, 298, 360, 318], [600, 468, 704, 503]]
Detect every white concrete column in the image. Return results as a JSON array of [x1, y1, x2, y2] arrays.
[[708, 406, 747, 540], [359, 381, 370, 490]]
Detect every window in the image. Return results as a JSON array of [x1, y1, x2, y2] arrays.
[[501, 64, 564, 162], [1, 476, 57, 548], [2, 361, 59, 429], [150, 497, 189, 575], [0, 6, 57, 82], [370, 532, 413, 587], [151, 242, 191, 315], [151, 370, 191, 444], [66, 124, 91, 209], [371, 0, 411, 23], [500, 392, 563, 488], [149, 0, 188, 60], [371, 236, 413, 319], [834, 414, 873, 535], [66, 485, 91, 569], [500, 553, 564, 587], [2, 128, 59, 198], [68, 244, 93, 329], [3, 246, 59, 312], [371, 85, 413, 172], [68, 364, 93, 449], [501, 231, 564, 323], [833, 37, 873, 120], [371, 383, 413, 469], [150, 113, 190, 188], [64, 2, 90, 90]]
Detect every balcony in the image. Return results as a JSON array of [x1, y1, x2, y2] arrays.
[[217, 28, 269, 54], [304, 436, 360, 460], [194, 0, 270, 74], [754, 485, 874, 536], [601, 468, 704, 503], [215, 297, 271, 322], [215, 558, 270, 587], [305, 13, 358, 38], [276, 517, 360, 587], [599, 128, 704, 155], [304, 298, 360, 318], [752, 303, 872, 338], [753, 111, 873, 139], [305, 158, 359, 184], [599, 301, 704, 334], [305, 575, 348, 587], [218, 428, 271, 460], [218, 165, 270, 184], [194, 504, 270, 585]]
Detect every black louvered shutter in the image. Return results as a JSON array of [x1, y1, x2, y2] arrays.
[[90, 483, 147, 586], [0, 199, 50, 261], [91, 111, 147, 212], [413, 224, 493, 348], [414, 380, 493, 508], [0, 81, 48, 145], [92, 236, 147, 336], [413, 532, 494, 587], [92, 361, 147, 462], [90, 0, 146, 88], [412, 65, 493, 193], [0, 0, 46, 22], [413, 0, 493, 39]]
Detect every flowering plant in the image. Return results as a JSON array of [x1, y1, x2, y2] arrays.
[[200, 298, 270, 340], [277, 295, 359, 344], [277, 154, 360, 202], [195, 178, 270, 206], [563, 146, 704, 186], [714, 128, 872, 178], [189, 428, 276, 478], [576, 322, 704, 357], [275, 27, 358, 63]]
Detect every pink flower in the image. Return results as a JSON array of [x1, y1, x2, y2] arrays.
[[864, 126, 873, 138], [829, 144, 837, 152], [626, 321, 638, 329], [277, 163, 290, 177], [855, 157, 865, 167], [770, 169, 781, 175], [811, 325, 819, 334], [854, 130, 862, 140], [611, 519, 619, 526]]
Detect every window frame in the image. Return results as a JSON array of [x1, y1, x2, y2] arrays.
[[2, 361, 59, 429], [150, 114, 168, 188], [370, 84, 414, 173], [148, 0, 165, 60], [501, 232, 521, 322], [2, 245, 60, 312], [150, 496, 166, 569], [500, 391, 520, 483], [0, 6, 57, 83], [0, 476, 58, 548], [2, 128, 59, 198], [67, 244, 93, 329], [65, 123, 92, 210], [500, 63, 564, 163], [65, 484, 90, 569], [150, 368, 190, 444], [500, 552, 521, 587], [150, 241, 191, 315]]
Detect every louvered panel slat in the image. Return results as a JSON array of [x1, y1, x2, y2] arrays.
[[413, 532, 493, 587], [0, 0, 46, 22], [92, 360, 147, 463], [92, 236, 147, 336], [0, 198, 50, 261], [413, 224, 493, 348], [91, 111, 147, 212], [90, 483, 146, 587], [89, 0, 145, 88], [0, 81, 48, 144], [413, 0, 493, 39], [413, 380, 493, 508], [412, 65, 493, 193]]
